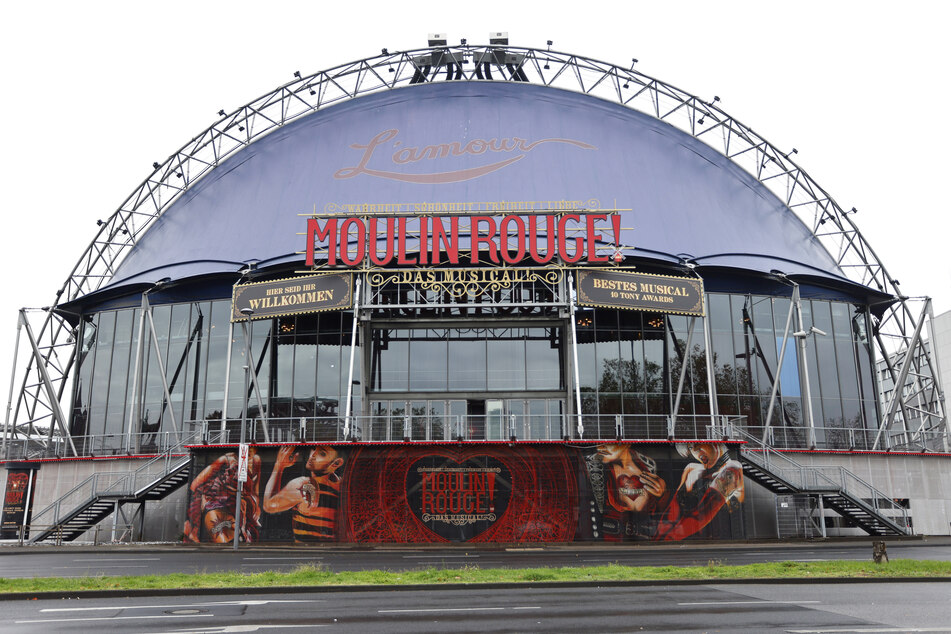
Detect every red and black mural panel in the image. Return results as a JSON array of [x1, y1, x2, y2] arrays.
[[185, 442, 745, 544]]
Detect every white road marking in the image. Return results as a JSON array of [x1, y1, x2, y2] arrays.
[[512, 607, 542, 610], [679, 600, 822, 606], [402, 554, 480, 558], [16, 614, 216, 624], [152, 626, 322, 633], [72, 558, 161, 562], [379, 607, 506, 613], [242, 557, 323, 561], [41, 600, 324, 613], [786, 627, 948, 634], [52, 565, 150, 569]]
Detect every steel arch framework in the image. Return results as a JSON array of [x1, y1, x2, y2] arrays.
[[4, 43, 945, 450]]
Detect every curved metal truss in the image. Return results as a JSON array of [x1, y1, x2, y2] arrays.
[[5, 43, 945, 450]]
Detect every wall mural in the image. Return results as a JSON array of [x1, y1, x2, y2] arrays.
[[185, 443, 745, 544]]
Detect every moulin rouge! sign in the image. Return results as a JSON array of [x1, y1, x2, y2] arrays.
[[305, 213, 622, 267]]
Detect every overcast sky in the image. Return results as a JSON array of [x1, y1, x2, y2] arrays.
[[1, 1, 948, 419]]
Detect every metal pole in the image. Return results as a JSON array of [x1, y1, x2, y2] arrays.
[[221, 318, 235, 434], [2, 313, 23, 456], [701, 292, 719, 426], [763, 289, 797, 444], [127, 294, 148, 454], [793, 285, 817, 449], [234, 307, 253, 551], [344, 277, 361, 439], [20, 468, 34, 542], [567, 273, 584, 438], [145, 309, 180, 442]]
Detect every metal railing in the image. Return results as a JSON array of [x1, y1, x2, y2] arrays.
[[195, 414, 743, 444], [7, 417, 947, 461], [725, 423, 911, 532], [745, 425, 948, 453]]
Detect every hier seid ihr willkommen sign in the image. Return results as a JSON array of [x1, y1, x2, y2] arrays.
[[576, 270, 704, 316], [232, 273, 352, 321]]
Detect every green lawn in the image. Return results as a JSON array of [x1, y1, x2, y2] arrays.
[[1, 559, 949, 594]]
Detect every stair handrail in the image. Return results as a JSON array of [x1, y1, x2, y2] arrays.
[[725, 422, 910, 533], [27, 428, 209, 543]]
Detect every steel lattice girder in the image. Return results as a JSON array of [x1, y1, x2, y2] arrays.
[[6, 44, 945, 445]]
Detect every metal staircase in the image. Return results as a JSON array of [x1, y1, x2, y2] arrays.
[[729, 426, 911, 536], [27, 435, 199, 543]]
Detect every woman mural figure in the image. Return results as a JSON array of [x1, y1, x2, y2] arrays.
[[653, 442, 744, 541]]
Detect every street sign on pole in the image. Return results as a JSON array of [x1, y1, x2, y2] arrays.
[[237, 443, 249, 483]]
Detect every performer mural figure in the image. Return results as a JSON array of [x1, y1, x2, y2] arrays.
[[184, 447, 261, 543], [585, 443, 668, 540], [263, 445, 345, 542], [654, 442, 744, 541]]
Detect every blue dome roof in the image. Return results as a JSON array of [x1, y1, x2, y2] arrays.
[[107, 81, 847, 289]]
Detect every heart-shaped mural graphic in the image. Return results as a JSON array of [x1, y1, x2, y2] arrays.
[[405, 454, 512, 542]]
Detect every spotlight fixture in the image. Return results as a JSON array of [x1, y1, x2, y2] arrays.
[[309, 88, 316, 95], [238, 125, 245, 131], [152, 162, 161, 169], [293, 70, 301, 78], [630, 58, 638, 67], [175, 172, 182, 178], [544, 60, 550, 70], [713, 95, 720, 102], [489, 31, 508, 45], [698, 117, 705, 125], [381, 48, 388, 55], [218, 109, 226, 116], [96, 219, 104, 226], [460, 38, 466, 45], [547, 40, 553, 49]]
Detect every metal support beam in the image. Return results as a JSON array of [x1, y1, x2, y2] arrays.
[[20, 310, 77, 457], [2, 313, 23, 456], [874, 299, 931, 450], [670, 317, 697, 428], [240, 319, 270, 443], [145, 308, 180, 442], [763, 288, 797, 444]]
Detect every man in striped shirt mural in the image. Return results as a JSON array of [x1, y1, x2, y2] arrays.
[[262, 445, 345, 542]]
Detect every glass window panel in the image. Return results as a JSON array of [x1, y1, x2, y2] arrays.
[[410, 329, 448, 391], [526, 327, 561, 389], [487, 328, 526, 390], [371, 328, 407, 392], [447, 328, 486, 391], [88, 312, 115, 437], [202, 300, 230, 421], [104, 309, 135, 437]]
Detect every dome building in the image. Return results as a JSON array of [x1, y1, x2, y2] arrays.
[[2, 37, 947, 544]]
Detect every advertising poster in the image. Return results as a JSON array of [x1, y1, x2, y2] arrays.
[[1, 469, 38, 539], [185, 443, 745, 544]]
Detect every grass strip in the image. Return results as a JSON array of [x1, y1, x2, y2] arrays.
[[1, 559, 949, 594]]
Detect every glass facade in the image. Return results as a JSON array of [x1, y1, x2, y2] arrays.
[[69, 291, 878, 446]]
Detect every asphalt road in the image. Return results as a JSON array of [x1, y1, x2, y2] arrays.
[[0, 539, 949, 578], [4, 582, 951, 633]]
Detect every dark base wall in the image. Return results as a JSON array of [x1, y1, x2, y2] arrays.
[[185, 442, 750, 544]]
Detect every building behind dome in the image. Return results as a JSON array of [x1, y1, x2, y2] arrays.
[[1, 38, 948, 544]]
